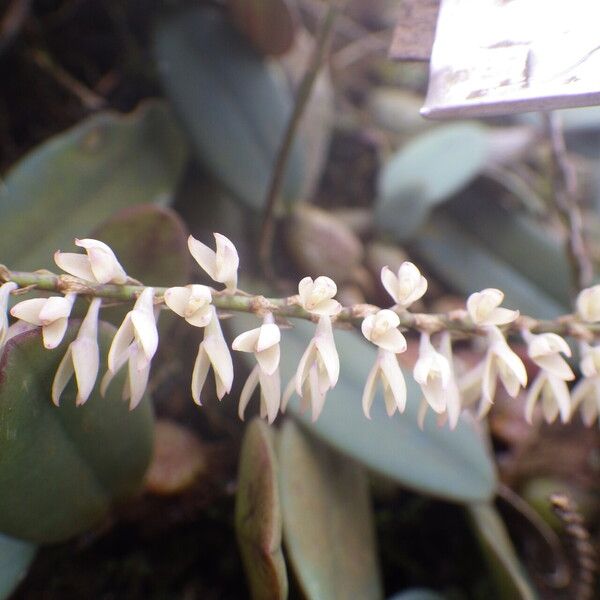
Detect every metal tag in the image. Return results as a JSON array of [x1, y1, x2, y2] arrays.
[[422, 0, 600, 119]]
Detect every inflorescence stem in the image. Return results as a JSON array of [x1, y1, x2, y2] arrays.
[[2, 266, 599, 339]]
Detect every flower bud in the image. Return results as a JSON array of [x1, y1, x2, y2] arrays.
[[54, 239, 127, 284], [381, 262, 427, 308], [361, 309, 407, 353], [467, 288, 519, 326], [298, 276, 341, 316], [576, 285, 600, 322]]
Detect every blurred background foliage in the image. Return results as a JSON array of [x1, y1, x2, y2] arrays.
[[0, 0, 598, 598]]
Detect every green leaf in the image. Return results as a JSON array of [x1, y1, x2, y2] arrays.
[[278, 420, 383, 600], [468, 503, 537, 600], [445, 196, 571, 309], [376, 124, 489, 240], [235, 419, 288, 600], [0, 102, 188, 271], [92, 204, 191, 287], [230, 312, 496, 503], [411, 214, 565, 319], [0, 534, 37, 600], [154, 6, 305, 211], [0, 323, 154, 543]]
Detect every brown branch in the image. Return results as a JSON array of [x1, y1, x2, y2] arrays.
[[258, 1, 342, 280], [545, 112, 594, 292]]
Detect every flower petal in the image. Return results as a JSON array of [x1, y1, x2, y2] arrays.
[[54, 251, 95, 281], [256, 323, 280, 352], [10, 298, 46, 325], [108, 314, 134, 372], [51, 346, 74, 406], [72, 336, 99, 405], [164, 286, 191, 317], [259, 368, 281, 424], [314, 316, 339, 386], [191, 344, 210, 405], [231, 328, 261, 353], [188, 235, 217, 280], [380, 350, 407, 413], [362, 361, 379, 419], [42, 317, 69, 349], [380, 266, 399, 303], [238, 366, 260, 420], [128, 353, 150, 410], [256, 344, 280, 376]]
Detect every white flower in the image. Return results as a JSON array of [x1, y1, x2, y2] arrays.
[[232, 314, 280, 376], [54, 238, 127, 284], [362, 349, 407, 419], [417, 332, 461, 430], [164, 284, 212, 327], [521, 331, 574, 424], [467, 288, 519, 326], [525, 372, 571, 424], [361, 309, 407, 353], [381, 262, 427, 308], [282, 315, 339, 421], [413, 332, 454, 414], [576, 285, 600, 322], [0, 281, 17, 350], [524, 331, 574, 381], [571, 343, 600, 426], [52, 298, 102, 406], [298, 276, 341, 316], [11, 293, 76, 349], [104, 287, 158, 409], [191, 306, 234, 404], [233, 314, 281, 423], [478, 326, 527, 417], [188, 233, 239, 293]]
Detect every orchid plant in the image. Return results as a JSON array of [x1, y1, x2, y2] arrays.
[[2, 231, 599, 431]]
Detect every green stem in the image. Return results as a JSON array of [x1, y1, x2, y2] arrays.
[[2, 266, 599, 339]]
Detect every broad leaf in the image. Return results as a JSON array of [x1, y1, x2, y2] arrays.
[[469, 503, 538, 600], [376, 123, 489, 240], [411, 214, 565, 319], [279, 420, 383, 600], [235, 419, 288, 600], [230, 313, 496, 503], [92, 204, 191, 287], [154, 6, 305, 211], [0, 534, 37, 600], [0, 323, 154, 543], [445, 196, 571, 309], [0, 102, 187, 271]]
